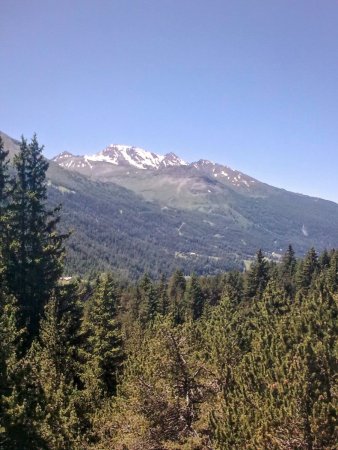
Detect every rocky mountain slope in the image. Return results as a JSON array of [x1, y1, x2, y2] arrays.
[[2, 130, 338, 278], [54, 145, 187, 170], [52, 145, 256, 191]]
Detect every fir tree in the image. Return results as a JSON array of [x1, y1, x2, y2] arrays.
[[5, 135, 66, 341], [185, 273, 204, 320], [28, 294, 82, 449], [0, 136, 9, 225], [223, 271, 244, 306], [158, 273, 169, 316], [82, 274, 123, 403], [278, 245, 297, 298], [245, 249, 269, 299], [0, 136, 10, 279], [297, 247, 319, 291], [138, 273, 158, 324], [0, 292, 41, 449], [319, 249, 331, 269], [327, 250, 338, 293], [168, 269, 186, 324]]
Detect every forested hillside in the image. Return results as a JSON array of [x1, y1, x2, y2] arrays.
[[0, 135, 337, 449], [2, 130, 338, 279]]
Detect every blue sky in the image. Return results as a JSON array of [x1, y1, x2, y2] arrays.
[[1, 0, 338, 202]]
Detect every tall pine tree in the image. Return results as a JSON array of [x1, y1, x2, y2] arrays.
[[5, 135, 66, 341], [245, 249, 269, 299], [0, 136, 10, 278], [185, 273, 204, 320], [82, 274, 123, 403], [168, 269, 186, 324]]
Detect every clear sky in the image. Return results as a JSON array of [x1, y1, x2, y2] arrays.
[[1, 0, 338, 202]]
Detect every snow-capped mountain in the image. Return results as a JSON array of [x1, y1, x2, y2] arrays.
[[52, 144, 258, 191], [192, 159, 257, 189], [3, 129, 338, 278], [53, 145, 187, 170]]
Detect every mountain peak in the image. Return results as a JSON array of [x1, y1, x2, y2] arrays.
[[195, 159, 215, 166], [53, 151, 75, 161], [52, 143, 257, 190], [161, 152, 187, 168], [53, 144, 187, 170]]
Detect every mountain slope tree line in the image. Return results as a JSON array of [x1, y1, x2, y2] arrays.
[[0, 135, 337, 449]]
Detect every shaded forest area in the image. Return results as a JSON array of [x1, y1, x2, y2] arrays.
[[0, 136, 337, 449]]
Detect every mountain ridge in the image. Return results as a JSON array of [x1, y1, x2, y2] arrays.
[[52, 144, 263, 195], [2, 130, 338, 278], [54, 144, 187, 171]]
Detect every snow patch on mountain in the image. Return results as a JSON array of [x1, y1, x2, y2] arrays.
[[52, 143, 257, 190], [85, 145, 187, 170], [55, 151, 75, 160]]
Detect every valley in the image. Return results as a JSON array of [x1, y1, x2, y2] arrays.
[[2, 130, 338, 278]]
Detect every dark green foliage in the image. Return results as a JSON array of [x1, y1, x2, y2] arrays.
[[222, 270, 244, 306], [46, 167, 243, 279], [297, 247, 319, 291], [0, 292, 27, 449], [280, 244, 297, 281], [158, 274, 169, 316], [137, 273, 158, 324], [245, 249, 270, 299], [0, 136, 9, 225], [210, 266, 337, 450], [82, 274, 123, 401], [3, 130, 338, 279], [185, 273, 204, 320], [3, 136, 66, 341], [168, 269, 186, 324], [279, 244, 297, 297], [327, 250, 338, 292], [0, 131, 337, 450], [0, 136, 10, 284], [319, 248, 330, 269], [27, 295, 82, 448]]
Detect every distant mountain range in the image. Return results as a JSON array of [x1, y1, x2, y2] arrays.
[[53, 144, 257, 189], [54, 145, 187, 170], [2, 130, 338, 278]]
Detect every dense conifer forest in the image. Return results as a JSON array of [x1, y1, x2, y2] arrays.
[[0, 136, 337, 449]]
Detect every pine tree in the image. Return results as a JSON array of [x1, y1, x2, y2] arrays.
[[211, 264, 337, 449], [245, 249, 269, 299], [5, 135, 66, 341], [158, 273, 169, 316], [202, 295, 242, 396], [168, 269, 186, 324], [0, 136, 10, 279], [279, 244, 297, 296], [223, 271, 244, 306], [319, 249, 331, 269], [327, 250, 338, 293], [0, 292, 20, 447], [0, 136, 9, 224], [280, 245, 297, 280], [99, 317, 211, 449], [0, 291, 42, 449], [296, 247, 319, 291], [82, 274, 123, 403], [281, 244, 296, 272], [185, 273, 204, 320], [284, 286, 338, 449], [28, 294, 82, 449], [138, 273, 158, 324]]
